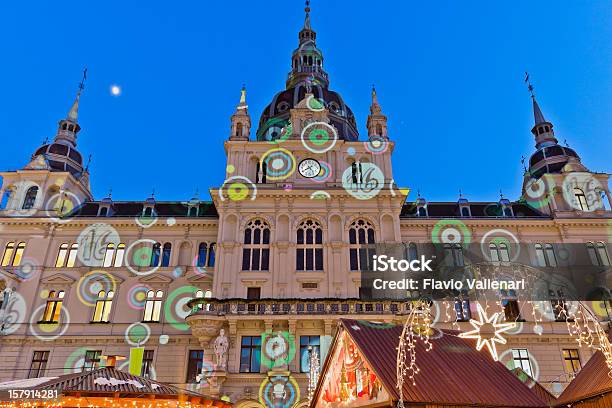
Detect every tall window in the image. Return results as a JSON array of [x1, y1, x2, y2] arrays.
[[587, 242, 610, 266], [22, 186, 38, 210], [405, 243, 418, 262], [103, 243, 125, 267], [454, 299, 471, 321], [501, 290, 522, 321], [150, 243, 161, 267], [197, 242, 216, 267], [186, 350, 204, 383], [300, 336, 320, 372], [444, 243, 464, 267], [92, 291, 114, 323], [41, 290, 64, 323], [296, 220, 323, 271], [1, 241, 25, 267], [574, 188, 589, 211], [563, 349, 581, 374], [142, 350, 155, 378], [161, 243, 172, 267], [143, 290, 163, 322], [489, 243, 510, 263], [27, 351, 49, 378], [56, 243, 78, 267], [349, 220, 376, 271], [535, 243, 557, 267], [240, 336, 261, 373], [512, 349, 533, 377], [83, 350, 102, 371], [242, 219, 270, 271]]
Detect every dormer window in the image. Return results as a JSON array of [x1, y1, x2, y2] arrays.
[[417, 206, 427, 217], [188, 206, 198, 217], [143, 206, 154, 217], [503, 206, 513, 217], [460, 207, 470, 217]]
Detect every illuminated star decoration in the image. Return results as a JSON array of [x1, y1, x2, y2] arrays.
[[458, 303, 515, 361]]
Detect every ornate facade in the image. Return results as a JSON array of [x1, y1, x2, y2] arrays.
[[0, 5, 611, 408]]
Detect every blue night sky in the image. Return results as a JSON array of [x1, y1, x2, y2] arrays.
[[0, 1, 610, 202]]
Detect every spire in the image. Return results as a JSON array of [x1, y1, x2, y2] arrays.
[[367, 85, 388, 140], [287, 0, 329, 89], [67, 68, 87, 122], [524, 72, 557, 148], [229, 85, 251, 140], [370, 84, 381, 114], [304, 0, 311, 30]]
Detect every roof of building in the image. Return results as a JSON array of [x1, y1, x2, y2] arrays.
[[326, 319, 549, 407], [69, 201, 218, 218], [511, 368, 558, 406], [556, 350, 612, 405], [400, 201, 548, 218], [0, 367, 210, 400]]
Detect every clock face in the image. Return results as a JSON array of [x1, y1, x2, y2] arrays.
[[298, 158, 321, 178]]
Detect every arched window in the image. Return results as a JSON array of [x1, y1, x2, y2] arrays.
[[236, 122, 243, 137], [405, 242, 418, 262], [574, 188, 589, 211], [143, 290, 164, 322], [55, 243, 69, 267], [444, 243, 464, 267], [143, 206, 154, 217], [417, 207, 427, 217], [1, 190, 11, 209], [66, 243, 78, 267], [11, 242, 25, 266], [535, 243, 556, 267], [22, 186, 38, 210], [207, 243, 216, 267], [296, 220, 323, 271], [242, 219, 270, 271], [161, 243, 172, 267], [489, 243, 510, 263], [197, 243, 208, 267], [461, 207, 470, 217], [349, 220, 375, 271], [115, 243, 125, 267], [188, 206, 197, 217], [99, 207, 108, 217], [41, 290, 65, 323], [503, 206, 513, 217], [103, 243, 115, 267], [150, 243, 161, 267], [92, 290, 114, 323], [2, 242, 15, 267], [587, 242, 610, 266]]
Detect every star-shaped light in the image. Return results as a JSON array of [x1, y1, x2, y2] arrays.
[[458, 303, 516, 361]]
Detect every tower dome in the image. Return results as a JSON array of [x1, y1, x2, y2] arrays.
[[256, 2, 359, 142]]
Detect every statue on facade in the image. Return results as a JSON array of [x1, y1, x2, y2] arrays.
[[213, 329, 229, 370]]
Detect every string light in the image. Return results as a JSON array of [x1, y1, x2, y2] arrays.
[[307, 345, 320, 404], [396, 299, 433, 408]]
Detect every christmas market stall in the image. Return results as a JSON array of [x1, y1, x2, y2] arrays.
[[311, 319, 552, 408], [555, 350, 612, 408], [0, 364, 231, 408]]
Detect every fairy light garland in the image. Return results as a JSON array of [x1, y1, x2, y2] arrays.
[[396, 300, 433, 408]]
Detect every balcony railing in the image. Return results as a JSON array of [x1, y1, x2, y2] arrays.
[[188, 298, 411, 317]]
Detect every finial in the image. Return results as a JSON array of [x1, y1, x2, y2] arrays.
[[42, 136, 49, 145], [521, 155, 526, 171], [417, 189, 421, 198], [459, 189, 463, 198], [85, 154, 92, 171], [79, 67, 88, 92], [150, 188, 155, 199], [564, 139, 570, 147], [524, 71, 535, 99], [305, 0, 310, 13], [372, 84, 376, 96], [239, 84, 247, 107], [499, 189, 504, 200], [107, 187, 113, 199], [193, 187, 200, 200]]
